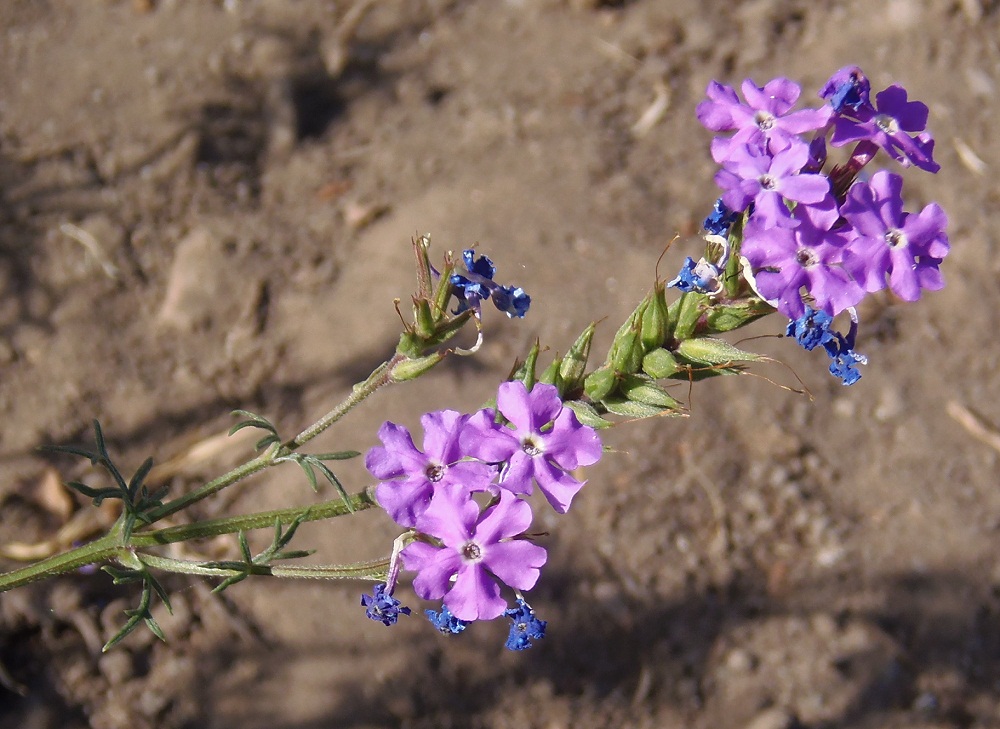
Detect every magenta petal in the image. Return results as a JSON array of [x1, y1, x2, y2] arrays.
[[887, 256, 921, 301], [778, 173, 830, 205], [375, 478, 433, 528], [497, 381, 562, 432], [543, 408, 602, 470], [420, 410, 466, 463], [366, 422, 425, 479], [414, 482, 477, 547], [474, 490, 533, 544], [404, 543, 459, 600], [484, 540, 547, 591], [534, 459, 586, 514], [460, 409, 518, 462], [445, 565, 505, 621], [499, 450, 535, 496]]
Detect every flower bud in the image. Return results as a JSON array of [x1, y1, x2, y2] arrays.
[[676, 337, 762, 366], [642, 348, 680, 379]]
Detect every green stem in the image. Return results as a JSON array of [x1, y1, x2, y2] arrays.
[[284, 354, 404, 450], [0, 488, 379, 593], [134, 487, 378, 547], [136, 552, 390, 581], [148, 354, 405, 523], [0, 528, 123, 592], [146, 451, 274, 523]]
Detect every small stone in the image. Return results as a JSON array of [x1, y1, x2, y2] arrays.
[[744, 707, 796, 729]]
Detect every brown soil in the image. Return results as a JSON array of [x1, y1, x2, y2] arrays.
[[2, 1, 999, 728]]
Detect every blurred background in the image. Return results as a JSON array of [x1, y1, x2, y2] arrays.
[[2, 1, 999, 727]]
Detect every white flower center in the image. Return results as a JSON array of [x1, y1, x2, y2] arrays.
[[874, 113, 899, 135], [795, 247, 819, 268], [885, 228, 908, 249], [461, 541, 483, 562], [521, 436, 543, 457], [758, 174, 777, 191], [754, 110, 776, 132]]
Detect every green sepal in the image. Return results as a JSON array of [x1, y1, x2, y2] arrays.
[[640, 285, 668, 352], [620, 374, 681, 409], [509, 340, 541, 390], [608, 301, 647, 375], [584, 366, 617, 402], [722, 211, 749, 298], [563, 400, 613, 429], [390, 352, 446, 382], [703, 298, 773, 333], [642, 348, 680, 379], [538, 357, 562, 388], [559, 323, 595, 396], [413, 298, 437, 339], [669, 292, 709, 341], [675, 337, 763, 366], [601, 396, 675, 419]]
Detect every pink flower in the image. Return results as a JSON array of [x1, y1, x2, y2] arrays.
[[461, 381, 603, 514], [366, 411, 493, 528], [402, 485, 546, 621]]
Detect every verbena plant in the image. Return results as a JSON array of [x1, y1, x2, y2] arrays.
[[0, 66, 948, 652]]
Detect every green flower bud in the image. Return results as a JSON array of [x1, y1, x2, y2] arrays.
[[390, 352, 445, 382], [703, 298, 773, 333], [642, 348, 680, 379], [559, 323, 595, 395], [676, 337, 762, 366], [640, 285, 668, 352], [584, 366, 617, 402], [601, 396, 676, 419], [563, 400, 613, 429], [620, 374, 681, 409]]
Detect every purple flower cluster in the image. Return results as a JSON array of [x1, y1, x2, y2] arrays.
[[363, 381, 602, 647], [693, 67, 950, 384]]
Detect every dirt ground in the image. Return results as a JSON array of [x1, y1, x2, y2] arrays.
[[2, 1, 1000, 727]]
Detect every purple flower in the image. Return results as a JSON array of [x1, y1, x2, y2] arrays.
[[462, 381, 603, 514], [366, 410, 494, 528], [840, 170, 949, 301], [819, 66, 873, 114], [361, 583, 411, 626], [786, 307, 836, 351], [704, 197, 740, 236], [698, 77, 833, 163], [714, 144, 833, 229], [425, 603, 470, 634], [451, 249, 531, 319], [742, 218, 864, 319], [829, 85, 939, 172], [402, 485, 547, 621], [822, 319, 867, 386], [504, 599, 546, 651], [667, 256, 723, 295]]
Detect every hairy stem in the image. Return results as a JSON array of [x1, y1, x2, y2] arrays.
[[0, 488, 379, 593], [136, 552, 391, 582]]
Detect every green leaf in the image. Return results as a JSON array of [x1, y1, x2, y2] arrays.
[[127, 457, 155, 501], [312, 450, 361, 461]]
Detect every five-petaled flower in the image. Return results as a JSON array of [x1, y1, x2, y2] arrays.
[[462, 381, 603, 514], [402, 485, 547, 621], [366, 411, 494, 528]]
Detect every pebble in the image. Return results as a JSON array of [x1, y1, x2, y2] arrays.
[[744, 707, 796, 729]]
